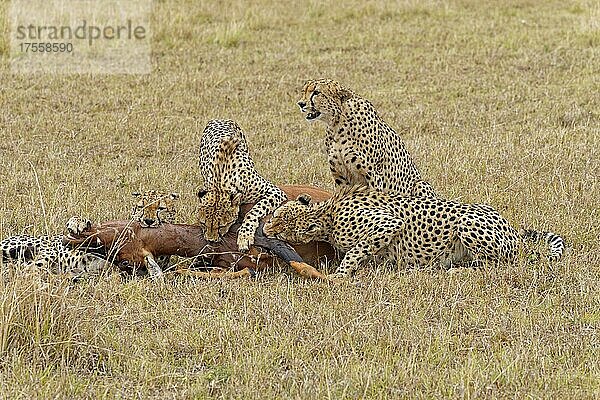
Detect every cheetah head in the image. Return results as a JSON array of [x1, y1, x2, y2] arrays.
[[131, 190, 179, 228], [297, 79, 353, 123], [65, 216, 92, 237], [197, 187, 242, 242], [263, 193, 323, 244]]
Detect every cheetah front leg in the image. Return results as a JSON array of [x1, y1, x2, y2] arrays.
[[328, 148, 357, 187], [328, 163, 353, 187], [341, 149, 385, 191], [329, 223, 401, 280], [328, 241, 374, 280], [237, 196, 284, 252]]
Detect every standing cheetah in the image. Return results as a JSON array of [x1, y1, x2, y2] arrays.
[[198, 119, 287, 252]]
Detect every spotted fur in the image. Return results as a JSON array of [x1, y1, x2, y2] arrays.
[[198, 119, 287, 252], [297, 79, 435, 197], [0, 217, 109, 279], [264, 186, 565, 279]]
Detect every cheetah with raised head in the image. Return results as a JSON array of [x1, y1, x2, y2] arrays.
[[264, 186, 565, 279], [131, 190, 179, 228], [129, 190, 180, 277], [197, 119, 287, 252], [297, 79, 435, 197]]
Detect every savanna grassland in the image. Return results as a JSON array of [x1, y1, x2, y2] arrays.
[[0, 0, 599, 398]]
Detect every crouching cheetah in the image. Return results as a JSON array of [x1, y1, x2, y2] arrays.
[[263, 186, 565, 279], [297, 79, 436, 197], [0, 216, 109, 279], [197, 119, 287, 252], [130, 190, 180, 276], [131, 190, 179, 228]]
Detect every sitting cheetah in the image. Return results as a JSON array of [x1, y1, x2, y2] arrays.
[[263, 186, 565, 279], [297, 79, 435, 197], [0, 217, 109, 279], [197, 119, 287, 252], [130, 190, 180, 276]]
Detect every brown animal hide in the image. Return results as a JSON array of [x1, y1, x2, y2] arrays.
[[66, 185, 336, 279]]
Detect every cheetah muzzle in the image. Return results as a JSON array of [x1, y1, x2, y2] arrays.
[[297, 100, 321, 121]]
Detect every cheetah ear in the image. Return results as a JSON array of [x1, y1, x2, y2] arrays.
[[297, 193, 312, 205], [132, 192, 142, 198], [338, 87, 353, 102], [197, 188, 208, 198], [169, 192, 180, 200]]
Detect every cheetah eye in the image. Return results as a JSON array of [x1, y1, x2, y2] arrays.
[[313, 90, 320, 96], [157, 206, 167, 211], [306, 223, 318, 232]]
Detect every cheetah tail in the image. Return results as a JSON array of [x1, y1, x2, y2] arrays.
[[519, 229, 565, 261]]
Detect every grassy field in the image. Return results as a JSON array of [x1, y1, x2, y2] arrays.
[[1, 0, 599, 398]]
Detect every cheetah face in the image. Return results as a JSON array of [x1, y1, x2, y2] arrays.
[[297, 79, 352, 123], [264, 194, 322, 244], [131, 191, 179, 228], [65, 216, 92, 237], [197, 187, 242, 242]]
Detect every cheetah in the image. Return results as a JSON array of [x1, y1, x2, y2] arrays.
[[0, 216, 110, 280], [297, 79, 435, 197], [131, 190, 179, 228], [263, 186, 565, 279], [197, 119, 287, 252], [130, 190, 180, 276]]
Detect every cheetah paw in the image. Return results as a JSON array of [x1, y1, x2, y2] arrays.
[[236, 232, 254, 253]]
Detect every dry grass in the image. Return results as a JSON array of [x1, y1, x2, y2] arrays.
[[1, 0, 599, 398]]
